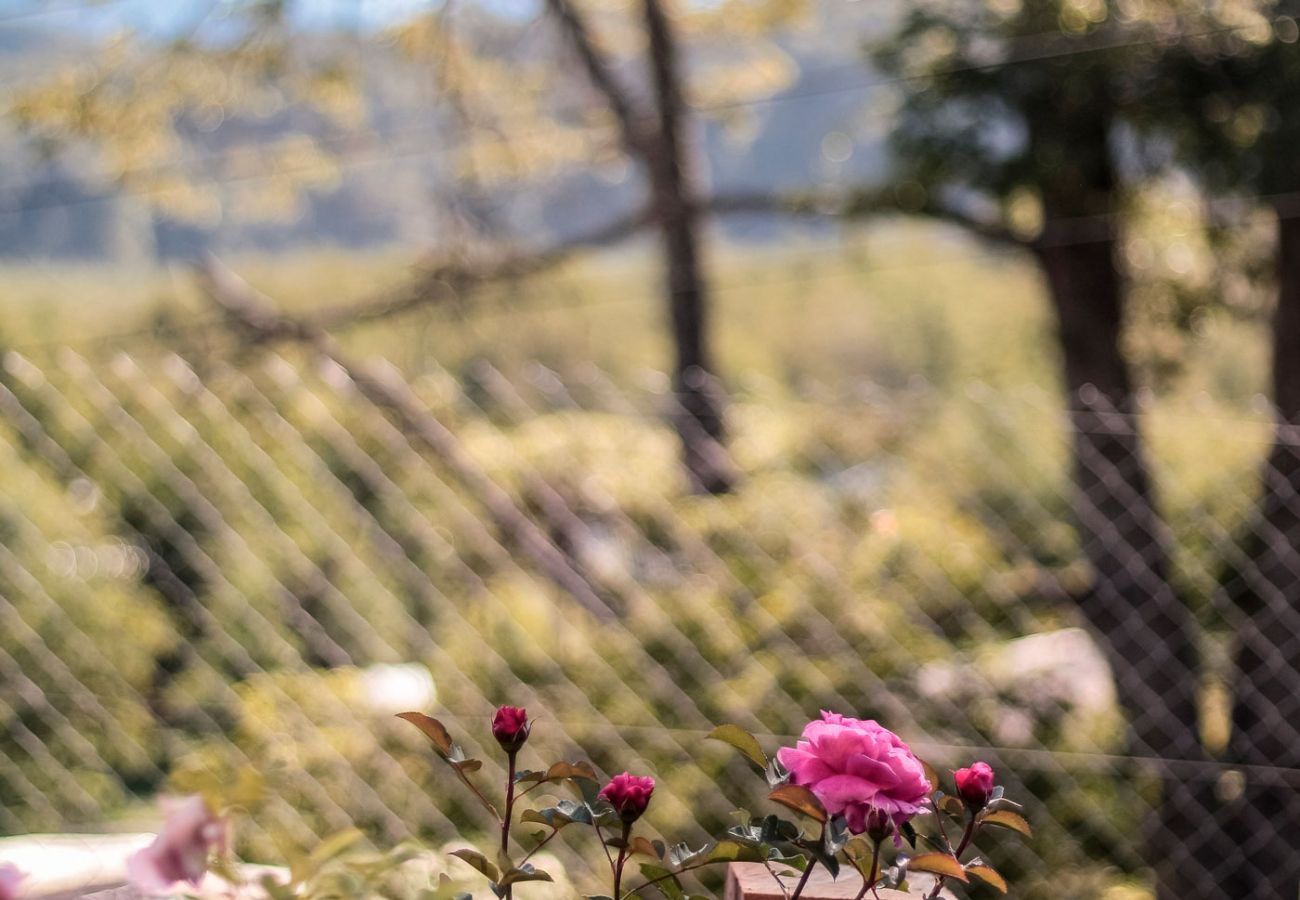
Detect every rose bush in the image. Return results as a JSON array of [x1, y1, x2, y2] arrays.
[[388, 705, 1029, 900], [41, 703, 1028, 898]]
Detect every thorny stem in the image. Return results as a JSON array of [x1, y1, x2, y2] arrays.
[[923, 811, 977, 900], [788, 857, 819, 900]]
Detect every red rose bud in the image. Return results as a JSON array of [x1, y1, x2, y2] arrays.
[[598, 772, 655, 823], [491, 705, 530, 754], [954, 761, 995, 809]]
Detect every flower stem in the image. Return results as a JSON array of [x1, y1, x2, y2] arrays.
[[852, 839, 883, 900], [502, 751, 517, 900], [613, 822, 632, 899], [789, 857, 819, 900], [923, 812, 977, 900]]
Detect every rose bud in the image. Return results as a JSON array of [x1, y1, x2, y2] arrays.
[[864, 808, 894, 845], [491, 705, 530, 754], [598, 772, 655, 824], [954, 761, 996, 809]]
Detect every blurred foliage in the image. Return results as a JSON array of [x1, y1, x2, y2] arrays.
[[7, 0, 356, 223], [6, 0, 812, 233], [868, 0, 1294, 389], [0, 226, 1277, 898]]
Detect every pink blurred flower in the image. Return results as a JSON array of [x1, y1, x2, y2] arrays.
[[777, 710, 931, 837], [0, 862, 24, 900], [126, 795, 227, 894], [954, 761, 995, 809], [491, 705, 530, 753], [598, 772, 655, 823]]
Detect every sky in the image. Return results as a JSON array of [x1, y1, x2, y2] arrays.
[[0, 0, 540, 37]]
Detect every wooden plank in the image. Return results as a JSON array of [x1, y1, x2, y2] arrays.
[[725, 862, 944, 899]]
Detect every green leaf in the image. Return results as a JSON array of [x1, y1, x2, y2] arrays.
[[707, 725, 768, 771], [639, 865, 684, 900], [396, 712, 453, 756], [261, 874, 297, 900], [449, 848, 499, 883], [705, 840, 746, 863], [308, 827, 365, 868], [981, 809, 1032, 837], [844, 837, 873, 863], [768, 784, 828, 823], [906, 852, 968, 882], [966, 864, 1008, 893]]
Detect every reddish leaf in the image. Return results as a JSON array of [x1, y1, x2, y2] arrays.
[[767, 784, 828, 823], [966, 865, 1008, 893], [907, 852, 968, 882], [396, 712, 453, 756], [981, 809, 1032, 838]]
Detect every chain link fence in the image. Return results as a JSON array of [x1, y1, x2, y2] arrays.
[[0, 337, 1294, 897]]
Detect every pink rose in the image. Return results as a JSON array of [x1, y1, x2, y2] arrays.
[[598, 772, 655, 823], [954, 761, 995, 809], [0, 863, 24, 900], [126, 795, 227, 894], [491, 705, 530, 753], [777, 710, 931, 837]]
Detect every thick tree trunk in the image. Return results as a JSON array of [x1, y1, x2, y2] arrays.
[[1224, 207, 1300, 900], [642, 0, 734, 494], [1035, 235, 1209, 899]]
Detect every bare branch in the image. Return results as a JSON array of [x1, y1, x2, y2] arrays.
[[304, 187, 1026, 334], [708, 188, 1029, 247], [543, 0, 657, 161], [311, 204, 654, 330]]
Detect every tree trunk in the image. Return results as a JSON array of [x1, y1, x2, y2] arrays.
[[641, 0, 734, 494], [1223, 207, 1300, 900], [1035, 234, 1210, 899]]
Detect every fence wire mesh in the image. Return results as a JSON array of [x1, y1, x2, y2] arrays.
[[0, 341, 1296, 897]]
